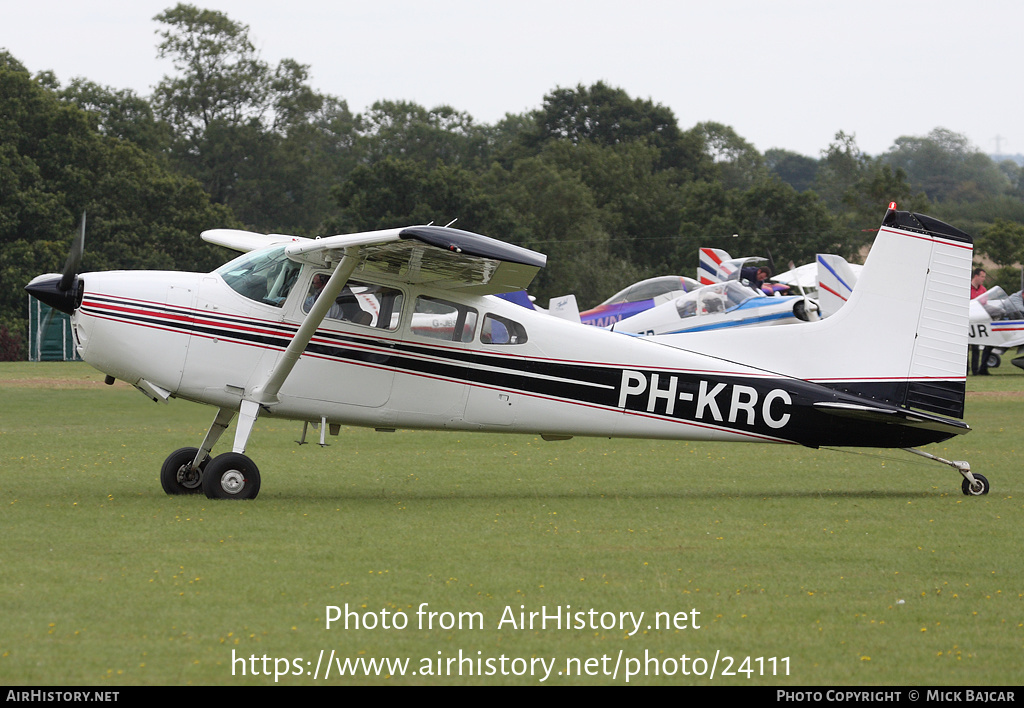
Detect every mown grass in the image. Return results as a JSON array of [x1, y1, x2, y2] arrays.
[[0, 361, 1021, 685]]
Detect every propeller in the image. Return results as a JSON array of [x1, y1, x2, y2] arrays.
[[25, 212, 86, 316], [59, 212, 86, 291], [788, 259, 821, 322]]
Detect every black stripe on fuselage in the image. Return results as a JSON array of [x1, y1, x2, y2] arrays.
[[82, 295, 963, 447]]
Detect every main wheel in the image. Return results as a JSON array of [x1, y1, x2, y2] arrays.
[[160, 447, 210, 495], [202, 452, 261, 500], [961, 473, 990, 496], [986, 352, 1001, 370]]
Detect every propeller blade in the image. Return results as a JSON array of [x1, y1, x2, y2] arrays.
[[58, 212, 86, 292]]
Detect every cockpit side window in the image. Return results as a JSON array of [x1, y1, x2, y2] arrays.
[[302, 274, 404, 330], [216, 246, 302, 308]]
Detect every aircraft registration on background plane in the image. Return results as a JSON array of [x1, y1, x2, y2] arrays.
[[25, 204, 986, 500]]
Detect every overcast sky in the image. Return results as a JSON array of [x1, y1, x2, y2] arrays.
[[4, 0, 1020, 158]]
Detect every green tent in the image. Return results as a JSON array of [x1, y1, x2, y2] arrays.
[[27, 297, 81, 361]]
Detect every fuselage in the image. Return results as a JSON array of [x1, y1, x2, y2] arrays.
[[610, 281, 807, 336], [67, 250, 961, 450], [967, 293, 1024, 351]]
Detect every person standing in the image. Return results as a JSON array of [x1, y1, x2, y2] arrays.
[[970, 268, 987, 300], [970, 269, 991, 375]]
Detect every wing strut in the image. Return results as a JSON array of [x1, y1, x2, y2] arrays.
[[231, 249, 361, 454]]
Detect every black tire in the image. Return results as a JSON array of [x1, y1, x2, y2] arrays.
[[961, 473, 990, 496], [202, 452, 261, 500], [986, 352, 1001, 370], [160, 447, 209, 495]]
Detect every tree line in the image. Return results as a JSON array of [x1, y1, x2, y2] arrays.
[[4, 2, 1024, 359]]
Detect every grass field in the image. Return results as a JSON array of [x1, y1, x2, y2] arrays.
[[1, 361, 1021, 685]]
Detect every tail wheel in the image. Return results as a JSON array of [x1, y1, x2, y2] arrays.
[[202, 452, 261, 500], [160, 447, 210, 495], [961, 473, 990, 496]]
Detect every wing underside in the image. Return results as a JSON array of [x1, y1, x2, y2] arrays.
[[284, 225, 546, 295]]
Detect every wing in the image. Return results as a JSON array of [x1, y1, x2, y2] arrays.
[[202, 228, 311, 253], [233, 224, 547, 449], [284, 225, 547, 295], [772, 262, 817, 289]]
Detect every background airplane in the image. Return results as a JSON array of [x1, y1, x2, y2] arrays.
[[544, 275, 700, 327], [608, 278, 818, 336], [968, 286, 1024, 369]]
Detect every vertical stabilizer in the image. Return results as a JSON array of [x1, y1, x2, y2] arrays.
[[698, 248, 732, 285], [657, 207, 973, 418], [816, 254, 859, 318]]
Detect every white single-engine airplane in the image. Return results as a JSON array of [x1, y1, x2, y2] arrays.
[[968, 286, 1024, 369], [25, 205, 986, 500]]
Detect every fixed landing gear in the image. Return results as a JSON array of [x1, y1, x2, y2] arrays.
[[902, 448, 989, 496], [961, 473, 990, 496], [160, 447, 210, 495], [159, 406, 262, 500], [202, 452, 261, 500], [161, 447, 262, 500]]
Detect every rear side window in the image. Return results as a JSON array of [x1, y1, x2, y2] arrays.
[[481, 314, 527, 345], [411, 296, 478, 342]]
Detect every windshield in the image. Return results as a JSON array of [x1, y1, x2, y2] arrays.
[[675, 281, 758, 319], [978, 286, 1024, 320], [599, 276, 698, 306], [216, 246, 303, 307]]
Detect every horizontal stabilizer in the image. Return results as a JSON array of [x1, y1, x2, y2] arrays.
[[813, 401, 970, 436]]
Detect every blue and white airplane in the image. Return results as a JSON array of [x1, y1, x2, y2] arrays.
[[608, 279, 817, 336]]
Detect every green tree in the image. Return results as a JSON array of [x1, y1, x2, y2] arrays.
[[811, 131, 928, 252], [152, 4, 272, 141], [59, 79, 172, 155], [531, 140, 687, 272], [844, 163, 929, 243], [356, 100, 492, 168], [812, 131, 869, 211], [728, 178, 843, 263], [333, 157, 497, 234], [765, 148, 818, 192], [151, 3, 356, 234], [520, 82, 709, 177], [0, 55, 234, 359], [689, 122, 767, 191], [976, 219, 1024, 295], [882, 128, 1010, 203], [978, 218, 1024, 267], [481, 156, 638, 307]]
